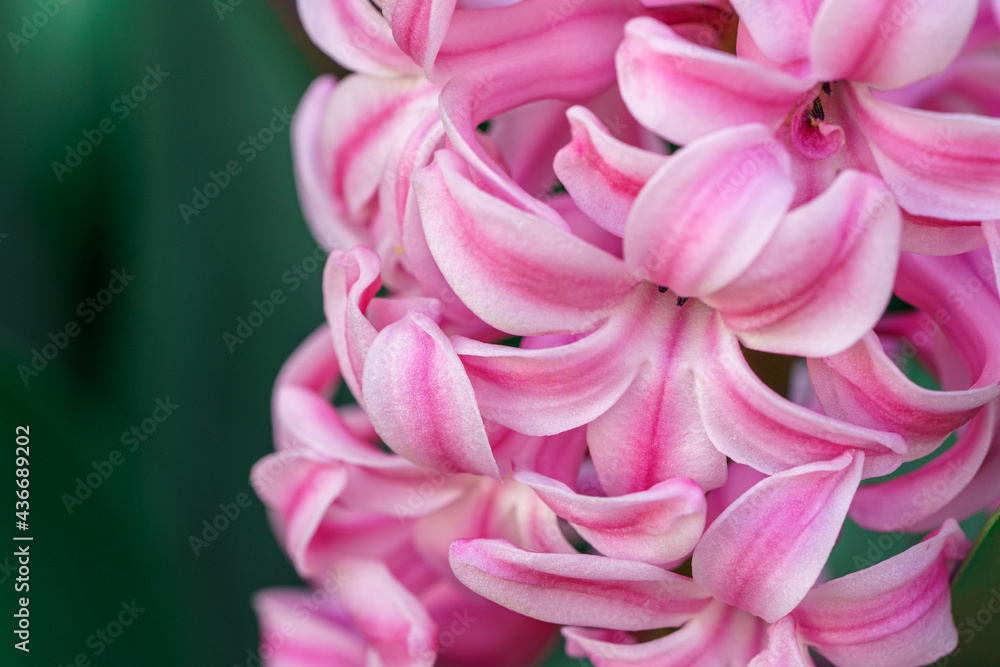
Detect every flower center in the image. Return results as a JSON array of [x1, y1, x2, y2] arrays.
[[790, 82, 845, 160]]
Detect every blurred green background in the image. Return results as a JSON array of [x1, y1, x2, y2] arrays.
[[1, 1, 998, 665], [0, 1, 333, 664]]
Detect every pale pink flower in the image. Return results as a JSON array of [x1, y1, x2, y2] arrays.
[[615, 0, 1000, 252], [249, 1, 1000, 665]]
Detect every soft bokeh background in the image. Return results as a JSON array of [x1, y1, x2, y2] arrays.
[[1, 2, 998, 666], [1, 1, 331, 664]]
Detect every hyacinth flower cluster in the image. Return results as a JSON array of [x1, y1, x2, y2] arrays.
[[249, 0, 1000, 665]]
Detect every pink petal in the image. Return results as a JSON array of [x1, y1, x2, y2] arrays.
[[449, 539, 711, 630], [414, 150, 636, 335], [419, 581, 558, 667], [321, 76, 440, 229], [850, 402, 998, 531], [729, 0, 822, 65], [492, 427, 589, 488], [847, 84, 1000, 221], [430, 0, 637, 83], [273, 324, 342, 403], [616, 17, 813, 145], [297, 0, 422, 76], [514, 470, 707, 565], [893, 251, 1000, 387], [585, 298, 729, 495], [810, 0, 979, 90], [274, 385, 382, 464], [747, 616, 815, 667], [274, 385, 471, 518], [451, 287, 651, 435], [793, 519, 971, 667], [564, 600, 767, 667], [415, 479, 575, 580], [911, 409, 1000, 529], [381, 0, 457, 73], [705, 462, 769, 527], [322, 246, 381, 406], [551, 193, 625, 258], [362, 312, 499, 478], [692, 451, 864, 622], [553, 106, 667, 237], [252, 454, 350, 577], [336, 559, 438, 667], [696, 316, 909, 478], [490, 98, 574, 199], [254, 588, 366, 666], [808, 332, 1000, 459], [623, 124, 795, 298], [900, 211, 986, 255], [293, 77, 361, 250], [708, 170, 902, 357]]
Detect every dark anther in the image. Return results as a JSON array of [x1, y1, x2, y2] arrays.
[[810, 97, 825, 122], [658, 285, 669, 293], [821, 81, 832, 95], [676, 297, 689, 307]]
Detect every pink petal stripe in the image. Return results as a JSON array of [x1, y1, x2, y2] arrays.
[[696, 315, 908, 478], [298, 0, 422, 76], [553, 106, 667, 237], [362, 312, 500, 478], [747, 616, 815, 667], [616, 17, 813, 145], [850, 402, 998, 531], [564, 600, 767, 667], [624, 124, 795, 298], [322, 246, 381, 406], [515, 470, 707, 565], [415, 150, 636, 335], [449, 539, 711, 630], [848, 84, 1000, 221], [692, 451, 864, 622], [808, 333, 1000, 458], [794, 519, 970, 667], [810, 0, 979, 90]]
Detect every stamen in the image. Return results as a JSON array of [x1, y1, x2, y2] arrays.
[[676, 297, 689, 307], [810, 97, 825, 122], [821, 82, 832, 95], [658, 285, 669, 293]]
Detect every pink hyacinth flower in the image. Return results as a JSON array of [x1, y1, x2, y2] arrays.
[[616, 0, 1000, 251]]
